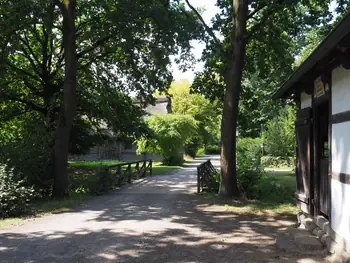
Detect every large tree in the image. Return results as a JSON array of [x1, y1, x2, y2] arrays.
[[187, 0, 344, 196], [0, 0, 201, 197]]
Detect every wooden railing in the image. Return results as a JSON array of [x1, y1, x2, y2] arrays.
[[105, 160, 152, 187], [197, 160, 218, 193]]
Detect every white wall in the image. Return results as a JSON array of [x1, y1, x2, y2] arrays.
[[300, 92, 312, 109], [331, 65, 350, 242], [332, 66, 350, 114]]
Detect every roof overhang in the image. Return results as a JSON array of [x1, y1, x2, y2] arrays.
[[273, 12, 350, 99]]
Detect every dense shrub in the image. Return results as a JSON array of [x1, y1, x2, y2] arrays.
[[205, 145, 221, 155], [236, 138, 264, 198], [69, 168, 117, 196], [0, 167, 34, 218], [0, 117, 53, 196], [263, 106, 296, 159], [196, 147, 205, 156], [261, 155, 295, 168], [185, 136, 202, 158], [256, 173, 295, 203], [136, 114, 197, 165]]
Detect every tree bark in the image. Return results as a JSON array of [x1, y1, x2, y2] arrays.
[[219, 0, 249, 197], [52, 0, 77, 198]]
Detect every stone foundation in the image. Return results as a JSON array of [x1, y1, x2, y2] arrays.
[[298, 212, 350, 260]]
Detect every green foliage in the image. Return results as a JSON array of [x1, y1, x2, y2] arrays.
[[263, 106, 296, 159], [256, 172, 295, 203], [190, 0, 343, 138], [0, 0, 201, 196], [261, 156, 295, 169], [69, 168, 116, 196], [0, 116, 53, 195], [196, 147, 205, 156], [236, 138, 264, 198], [237, 138, 263, 170], [0, 167, 34, 218], [205, 145, 221, 155], [184, 135, 202, 158], [164, 80, 221, 157], [137, 114, 197, 165]]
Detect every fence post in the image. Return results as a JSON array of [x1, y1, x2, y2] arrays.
[[135, 162, 139, 179], [117, 165, 122, 187], [143, 160, 146, 177], [128, 164, 132, 183], [197, 166, 200, 193], [150, 160, 152, 176]]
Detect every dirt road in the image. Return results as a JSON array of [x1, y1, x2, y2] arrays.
[[0, 156, 327, 262]]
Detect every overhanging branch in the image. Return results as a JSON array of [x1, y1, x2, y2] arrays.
[[184, 0, 222, 50], [246, 8, 275, 41], [76, 34, 113, 60], [248, 4, 267, 20], [1, 93, 46, 113]]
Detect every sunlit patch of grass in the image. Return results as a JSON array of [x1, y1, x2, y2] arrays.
[[200, 170, 300, 218], [152, 163, 182, 175], [68, 160, 124, 169]]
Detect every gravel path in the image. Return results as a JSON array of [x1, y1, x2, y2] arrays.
[[0, 156, 327, 263]]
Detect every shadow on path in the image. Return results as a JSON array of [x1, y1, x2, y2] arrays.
[[0, 156, 327, 263]]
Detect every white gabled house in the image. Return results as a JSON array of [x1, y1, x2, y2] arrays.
[[273, 12, 350, 253]]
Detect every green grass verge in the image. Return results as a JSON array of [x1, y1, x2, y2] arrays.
[[200, 170, 299, 218], [152, 164, 182, 175], [68, 160, 123, 169], [69, 160, 182, 175]]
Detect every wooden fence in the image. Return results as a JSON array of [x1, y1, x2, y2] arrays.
[[197, 160, 217, 193], [106, 160, 152, 187]]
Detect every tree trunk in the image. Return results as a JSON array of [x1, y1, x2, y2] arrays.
[[52, 0, 77, 198], [219, 0, 249, 197]]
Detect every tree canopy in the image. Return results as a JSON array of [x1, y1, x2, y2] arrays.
[[0, 0, 202, 196]]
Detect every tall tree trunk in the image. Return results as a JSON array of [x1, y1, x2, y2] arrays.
[[52, 0, 77, 198], [219, 0, 248, 197]]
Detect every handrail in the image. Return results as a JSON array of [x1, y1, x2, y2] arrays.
[[104, 160, 152, 187]]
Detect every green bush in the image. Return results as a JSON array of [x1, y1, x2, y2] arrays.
[[261, 155, 295, 168], [70, 168, 117, 196], [0, 166, 34, 218], [205, 145, 221, 155], [263, 106, 296, 159], [185, 136, 202, 158], [256, 174, 294, 203], [0, 117, 53, 196], [196, 147, 205, 156], [136, 114, 197, 165], [236, 138, 264, 198]]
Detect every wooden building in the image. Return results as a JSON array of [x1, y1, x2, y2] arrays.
[[273, 13, 350, 252]]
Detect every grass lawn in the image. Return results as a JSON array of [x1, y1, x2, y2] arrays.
[[201, 170, 299, 218], [68, 160, 182, 175], [68, 160, 123, 169]]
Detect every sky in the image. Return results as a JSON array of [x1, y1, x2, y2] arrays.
[[171, 0, 220, 83]]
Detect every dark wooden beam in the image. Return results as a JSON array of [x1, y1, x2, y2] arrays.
[[331, 110, 350, 124], [332, 172, 350, 185]]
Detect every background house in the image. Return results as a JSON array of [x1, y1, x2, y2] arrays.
[[70, 96, 172, 162]]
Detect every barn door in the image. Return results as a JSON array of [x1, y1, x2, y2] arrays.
[[295, 107, 313, 214]]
